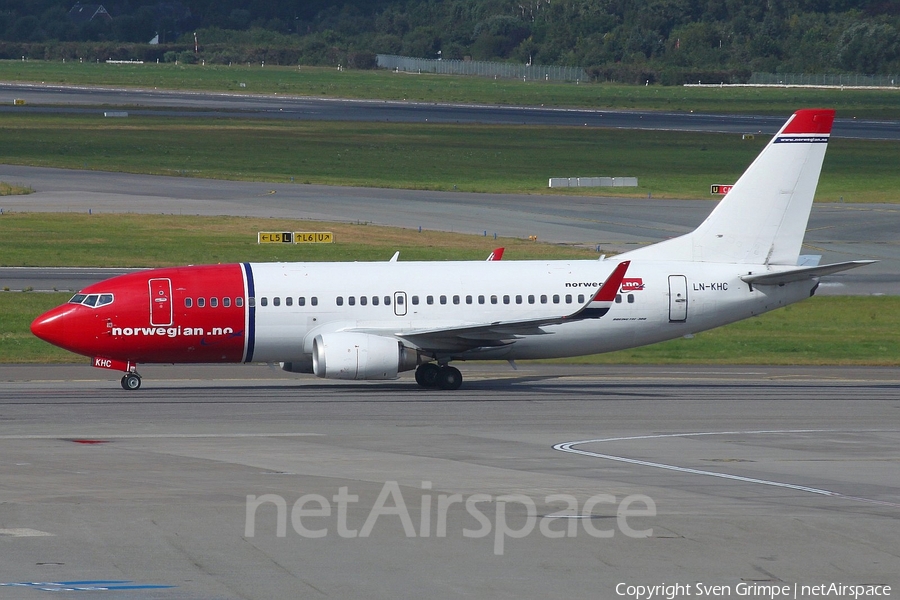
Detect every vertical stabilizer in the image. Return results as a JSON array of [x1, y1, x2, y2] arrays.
[[622, 109, 835, 265]]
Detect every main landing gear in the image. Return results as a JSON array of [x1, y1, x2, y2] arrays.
[[120, 372, 142, 390], [415, 363, 463, 390]]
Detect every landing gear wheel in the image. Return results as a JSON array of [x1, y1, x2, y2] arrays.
[[121, 373, 142, 390], [415, 363, 440, 388], [435, 366, 463, 390]]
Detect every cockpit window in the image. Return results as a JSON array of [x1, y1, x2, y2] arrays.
[[68, 293, 114, 308]]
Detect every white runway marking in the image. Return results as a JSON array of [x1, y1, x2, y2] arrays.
[[553, 429, 900, 508], [0, 528, 54, 537]]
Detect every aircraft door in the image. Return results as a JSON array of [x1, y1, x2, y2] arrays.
[[393, 292, 407, 317], [668, 275, 688, 322], [149, 278, 174, 326]]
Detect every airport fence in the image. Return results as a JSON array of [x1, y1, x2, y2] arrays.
[[749, 72, 900, 87], [376, 54, 588, 82]]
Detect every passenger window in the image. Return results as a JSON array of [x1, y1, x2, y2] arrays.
[[272, 297, 279, 307], [540, 295, 547, 304], [336, 297, 344, 306], [516, 295, 522, 304], [286, 297, 292, 306], [553, 294, 560, 304], [223, 297, 231, 308], [185, 297, 193, 308], [396, 296, 404, 305], [427, 296, 434, 305], [478, 295, 485, 304], [211, 297, 219, 308], [384, 296, 391, 306], [259, 297, 266, 307], [453, 295, 460, 305], [528, 295, 535, 304], [237, 297, 244, 307], [349, 296, 356, 306], [466, 295, 473, 304], [491, 295, 498, 305], [410, 296, 417, 305], [374, 296, 380, 306], [615, 294, 622, 303], [311, 297, 318, 306], [440, 295, 447, 305], [503, 295, 510, 304], [628, 294, 635, 303], [578, 294, 585, 304], [247, 297, 254, 307], [198, 297, 206, 308], [565, 294, 572, 304], [298, 297, 305, 306], [360, 296, 367, 306]]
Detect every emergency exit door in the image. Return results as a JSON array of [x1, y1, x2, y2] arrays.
[[668, 275, 688, 322]]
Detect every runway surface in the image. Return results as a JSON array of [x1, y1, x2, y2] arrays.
[[2, 82, 900, 140], [0, 364, 897, 599], [1, 165, 898, 294]]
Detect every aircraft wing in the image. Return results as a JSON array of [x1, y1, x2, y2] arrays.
[[740, 260, 876, 286], [353, 261, 630, 353]]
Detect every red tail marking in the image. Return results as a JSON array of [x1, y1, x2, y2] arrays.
[[781, 109, 835, 135]]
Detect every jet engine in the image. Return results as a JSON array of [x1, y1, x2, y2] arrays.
[[312, 332, 418, 380]]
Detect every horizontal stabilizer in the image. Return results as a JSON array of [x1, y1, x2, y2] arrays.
[[740, 260, 877, 286]]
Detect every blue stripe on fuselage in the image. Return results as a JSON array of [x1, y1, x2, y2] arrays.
[[243, 262, 256, 363]]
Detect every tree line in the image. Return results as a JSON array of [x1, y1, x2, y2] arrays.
[[1, 0, 898, 83]]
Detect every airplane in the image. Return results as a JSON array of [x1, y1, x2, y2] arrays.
[[31, 109, 874, 391]]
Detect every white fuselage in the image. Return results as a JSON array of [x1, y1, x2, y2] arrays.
[[249, 259, 815, 363]]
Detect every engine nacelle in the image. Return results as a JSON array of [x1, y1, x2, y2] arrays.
[[312, 332, 418, 380]]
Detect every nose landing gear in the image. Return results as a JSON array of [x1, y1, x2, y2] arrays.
[[415, 363, 462, 390], [120, 372, 142, 390]]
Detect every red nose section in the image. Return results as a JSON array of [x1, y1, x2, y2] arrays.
[[31, 304, 87, 355]]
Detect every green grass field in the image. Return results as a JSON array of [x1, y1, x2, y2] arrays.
[[0, 213, 596, 268], [2, 60, 900, 118], [2, 114, 898, 200], [0, 182, 32, 196]]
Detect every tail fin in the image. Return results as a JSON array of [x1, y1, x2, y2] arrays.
[[623, 109, 835, 265]]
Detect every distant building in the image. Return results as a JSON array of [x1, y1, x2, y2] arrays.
[[68, 4, 113, 24]]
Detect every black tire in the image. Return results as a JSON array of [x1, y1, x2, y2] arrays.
[[415, 363, 440, 388], [122, 374, 141, 390], [436, 366, 462, 390]]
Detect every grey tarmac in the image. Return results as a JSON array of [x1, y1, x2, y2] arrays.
[[1, 82, 899, 140], [0, 364, 897, 599]]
